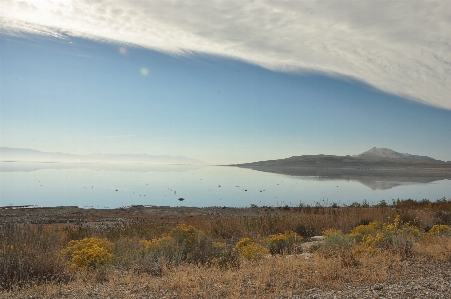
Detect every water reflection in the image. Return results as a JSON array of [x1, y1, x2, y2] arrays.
[[293, 175, 444, 191], [0, 161, 204, 173], [235, 165, 451, 191], [355, 177, 441, 190], [1, 162, 450, 208]]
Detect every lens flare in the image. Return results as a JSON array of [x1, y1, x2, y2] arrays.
[[140, 67, 148, 76], [119, 47, 127, 54]]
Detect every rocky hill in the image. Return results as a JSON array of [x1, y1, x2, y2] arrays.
[[231, 148, 451, 188], [355, 147, 435, 161]]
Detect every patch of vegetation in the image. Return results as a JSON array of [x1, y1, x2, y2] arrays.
[[0, 225, 69, 290], [2, 198, 451, 295], [262, 231, 302, 254], [62, 238, 114, 269], [138, 224, 238, 267], [235, 238, 269, 261]]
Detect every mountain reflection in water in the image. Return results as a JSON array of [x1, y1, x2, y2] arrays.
[[0, 161, 203, 173]]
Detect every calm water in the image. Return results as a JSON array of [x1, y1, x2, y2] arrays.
[[1, 162, 450, 208]]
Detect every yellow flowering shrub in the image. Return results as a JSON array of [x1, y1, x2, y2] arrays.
[[319, 216, 421, 258], [235, 238, 254, 251], [235, 238, 269, 261], [350, 215, 420, 256], [62, 238, 114, 269], [168, 224, 201, 256], [262, 231, 302, 254], [349, 222, 384, 243], [424, 225, 451, 238]]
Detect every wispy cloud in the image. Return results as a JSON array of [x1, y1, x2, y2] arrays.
[[1, 0, 450, 109], [90, 135, 136, 140]]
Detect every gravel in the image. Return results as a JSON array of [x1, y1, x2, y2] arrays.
[[2, 260, 450, 298], [285, 260, 451, 299]]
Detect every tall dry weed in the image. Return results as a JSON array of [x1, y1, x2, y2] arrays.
[[0, 225, 69, 290], [415, 235, 451, 262]]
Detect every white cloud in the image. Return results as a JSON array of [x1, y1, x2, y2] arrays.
[[1, 0, 450, 109], [91, 135, 136, 140]]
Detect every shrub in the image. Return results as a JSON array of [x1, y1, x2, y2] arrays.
[[376, 200, 388, 207], [138, 224, 233, 266], [235, 238, 255, 251], [349, 202, 361, 208], [169, 224, 204, 259], [262, 231, 302, 254], [62, 238, 114, 270], [356, 218, 373, 227], [350, 215, 421, 258], [349, 222, 384, 243], [138, 225, 201, 264], [424, 225, 451, 238], [318, 229, 359, 267], [435, 211, 451, 225], [323, 229, 354, 250], [295, 224, 315, 238], [235, 239, 269, 261], [140, 236, 174, 256], [319, 216, 422, 259]]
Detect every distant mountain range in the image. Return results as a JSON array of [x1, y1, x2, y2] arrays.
[[232, 147, 451, 190], [0, 147, 207, 165], [354, 147, 435, 161], [234, 147, 445, 168], [234, 148, 443, 167]]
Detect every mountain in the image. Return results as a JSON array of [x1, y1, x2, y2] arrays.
[[0, 147, 208, 165], [231, 148, 451, 190], [355, 147, 435, 161]]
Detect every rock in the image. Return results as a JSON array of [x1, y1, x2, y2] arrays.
[[310, 236, 325, 241], [373, 284, 384, 290]]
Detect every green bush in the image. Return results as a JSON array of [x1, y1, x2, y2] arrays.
[[323, 229, 354, 250]]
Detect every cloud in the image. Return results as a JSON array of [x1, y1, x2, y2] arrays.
[[91, 135, 136, 140], [1, 0, 450, 109]]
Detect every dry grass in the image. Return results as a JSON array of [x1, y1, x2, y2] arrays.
[[0, 225, 70, 290], [187, 204, 445, 241], [0, 252, 405, 299], [415, 236, 451, 262], [1, 199, 451, 297]]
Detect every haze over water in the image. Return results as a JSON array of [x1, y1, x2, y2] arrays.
[[1, 162, 450, 209]]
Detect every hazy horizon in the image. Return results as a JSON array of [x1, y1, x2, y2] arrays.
[[1, 146, 449, 165], [1, 1, 451, 164]]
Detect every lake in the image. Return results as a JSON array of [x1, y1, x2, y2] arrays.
[[1, 162, 450, 208]]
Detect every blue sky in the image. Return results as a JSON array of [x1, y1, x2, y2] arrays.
[[1, 1, 451, 164]]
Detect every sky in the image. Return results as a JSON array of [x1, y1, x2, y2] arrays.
[[1, 0, 451, 164]]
